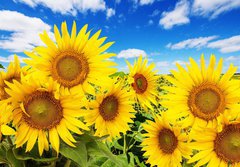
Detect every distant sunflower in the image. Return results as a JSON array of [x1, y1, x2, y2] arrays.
[[127, 56, 158, 110], [0, 103, 16, 140], [0, 55, 21, 101], [0, 55, 21, 138], [25, 21, 117, 94], [163, 55, 240, 128], [188, 109, 240, 167], [5, 77, 89, 155], [85, 79, 135, 139], [142, 114, 192, 167]]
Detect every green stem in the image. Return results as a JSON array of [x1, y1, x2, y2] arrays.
[[7, 136, 13, 146], [123, 134, 127, 154], [64, 159, 71, 167]]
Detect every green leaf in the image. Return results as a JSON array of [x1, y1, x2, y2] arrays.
[[0, 64, 4, 69], [87, 140, 123, 166], [13, 147, 58, 162], [6, 149, 24, 167], [59, 141, 88, 167], [109, 72, 126, 78], [0, 143, 8, 164]]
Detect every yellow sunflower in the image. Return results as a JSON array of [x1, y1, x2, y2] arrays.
[[5, 76, 89, 155], [126, 56, 158, 110], [0, 55, 21, 101], [162, 55, 240, 128], [84, 79, 135, 139], [0, 55, 22, 139], [188, 107, 240, 167], [142, 113, 192, 167], [24, 21, 117, 94]]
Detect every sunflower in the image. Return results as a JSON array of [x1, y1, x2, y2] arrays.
[[0, 55, 21, 101], [0, 103, 16, 140], [0, 55, 22, 139], [24, 21, 117, 94], [188, 107, 240, 167], [126, 56, 158, 110], [5, 76, 89, 155], [142, 113, 192, 167], [162, 55, 240, 128], [84, 79, 135, 139]]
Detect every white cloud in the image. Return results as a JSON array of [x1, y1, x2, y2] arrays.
[[106, 8, 115, 19], [207, 35, 240, 53], [0, 10, 53, 52], [192, 0, 240, 19], [156, 61, 170, 67], [167, 36, 218, 49], [139, 0, 155, 5], [117, 49, 147, 59], [150, 9, 160, 17], [172, 60, 188, 65], [150, 51, 161, 56], [148, 19, 154, 25], [132, 0, 155, 6], [225, 56, 240, 61], [159, 0, 190, 29], [0, 55, 27, 63], [14, 0, 106, 16], [119, 65, 128, 72]]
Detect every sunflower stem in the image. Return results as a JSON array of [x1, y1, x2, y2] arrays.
[[7, 136, 13, 146], [123, 134, 127, 154], [64, 159, 71, 167]]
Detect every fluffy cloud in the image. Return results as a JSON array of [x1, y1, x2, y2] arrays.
[[159, 0, 240, 29], [167, 36, 217, 49], [156, 61, 170, 67], [0, 10, 53, 52], [0, 55, 27, 63], [167, 35, 240, 53], [192, 0, 240, 19], [117, 49, 147, 59], [139, 0, 155, 5], [207, 35, 240, 53], [132, 0, 155, 6], [150, 9, 160, 17], [14, 0, 106, 16], [106, 8, 115, 19], [159, 0, 190, 29], [225, 56, 240, 61], [148, 19, 154, 25], [172, 60, 188, 65]]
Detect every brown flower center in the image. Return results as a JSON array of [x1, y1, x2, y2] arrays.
[[99, 95, 119, 121], [188, 83, 225, 121], [52, 51, 89, 87], [158, 128, 178, 154], [214, 124, 240, 163], [22, 91, 63, 130], [132, 73, 148, 94]]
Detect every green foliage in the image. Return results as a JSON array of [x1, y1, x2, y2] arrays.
[[0, 64, 4, 69]]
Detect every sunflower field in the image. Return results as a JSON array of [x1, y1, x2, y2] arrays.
[[0, 21, 240, 167]]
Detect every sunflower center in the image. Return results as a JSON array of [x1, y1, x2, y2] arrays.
[[214, 124, 240, 163], [188, 83, 225, 121], [99, 95, 119, 121], [52, 51, 89, 87], [195, 89, 220, 113], [158, 128, 178, 154], [57, 56, 82, 81], [132, 73, 148, 94], [23, 91, 63, 130]]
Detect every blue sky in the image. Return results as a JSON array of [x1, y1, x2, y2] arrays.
[[0, 0, 240, 74]]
